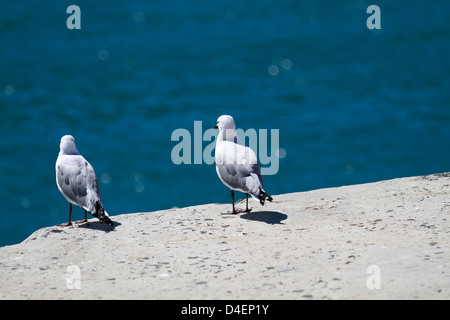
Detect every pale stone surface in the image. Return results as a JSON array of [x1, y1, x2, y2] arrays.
[[1, 174, 449, 299]]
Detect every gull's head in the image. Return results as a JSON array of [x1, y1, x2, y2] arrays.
[[59, 135, 79, 155], [214, 115, 236, 132]]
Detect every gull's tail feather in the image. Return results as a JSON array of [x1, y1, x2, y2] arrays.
[[92, 201, 114, 226], [258, 189, 273, 205]]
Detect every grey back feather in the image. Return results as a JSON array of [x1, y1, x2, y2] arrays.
[[56, 155, 102, 214]]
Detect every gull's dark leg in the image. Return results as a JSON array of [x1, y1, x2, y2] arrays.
[[58, 203, 73, 227], [231, 190, 237, 214], [222, 190, 239, 215], [75, 210, 88, 224], [244, 193, 252, 213]]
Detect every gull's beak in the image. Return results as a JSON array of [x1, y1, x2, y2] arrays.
[[213, 124, 218, 129]]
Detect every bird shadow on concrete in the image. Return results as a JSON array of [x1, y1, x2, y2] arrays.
[[78, 220, 121, 233], [240, 211, 287, 225]]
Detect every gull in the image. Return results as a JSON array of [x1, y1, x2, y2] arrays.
[[55, 135, 113, 226], [214, 115, 273, 214]]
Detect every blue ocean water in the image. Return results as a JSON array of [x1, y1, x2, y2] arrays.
[[1, 1, 449, 246]]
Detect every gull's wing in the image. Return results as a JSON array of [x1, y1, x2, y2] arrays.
[[215, 141, 264, 195], [56, 155, 101, 213]]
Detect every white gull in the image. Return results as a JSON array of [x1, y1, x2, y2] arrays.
[[55, 135, 113, 226], [214, 115, 273, 214]]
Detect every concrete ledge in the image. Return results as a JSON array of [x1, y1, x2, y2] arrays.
[[1, 174, 449, 299]]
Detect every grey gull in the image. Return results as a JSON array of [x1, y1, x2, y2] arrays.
[[55, 135, 113, 226], [214, 115, 273, 214]]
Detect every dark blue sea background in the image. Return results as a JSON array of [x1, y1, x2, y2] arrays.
[[1, 1, 449, 245]]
